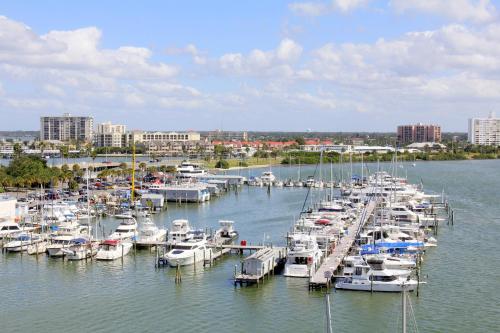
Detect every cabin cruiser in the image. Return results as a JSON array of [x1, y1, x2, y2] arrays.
[[135, 218, 167, 247], [47, 222, 91, 257], [164, 230, 208, 266], [96, 239, 132, 260], [167, 219, 193, 244], [3, 233, 44, 252], [284, 233, 323, 278], [0, 221, 23, 239], [214, 220, 238, 243], [260, 171, 276, 185], [335, 258, 419, 292], [109, 218, 138, 241], [364, 254, 416, 270], [61, 237, 98, 260]]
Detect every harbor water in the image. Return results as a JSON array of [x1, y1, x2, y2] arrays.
[[0, 160, 499, 332]]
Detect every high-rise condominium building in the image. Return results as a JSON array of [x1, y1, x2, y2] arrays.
[[40, 113, 94, 142], [397, 124, 441, 144], [468, 112, 500, 146], [94, 122, 126, 148]]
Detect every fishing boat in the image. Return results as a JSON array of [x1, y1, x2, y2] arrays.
[[167, 219, 193, 244], [164, 230, 208, 266], [95, 239, 133, 260], [213, 220, 238, 242], [61, 237, 99, 260], [284, 233, 323, 278]]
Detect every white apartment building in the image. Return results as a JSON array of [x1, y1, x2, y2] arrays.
[[94, 122, 126, 148], [40, 113, 94, 142], [468, 112, 500, 146]]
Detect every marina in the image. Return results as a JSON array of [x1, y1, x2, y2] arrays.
[[0, 161, 498, 332]]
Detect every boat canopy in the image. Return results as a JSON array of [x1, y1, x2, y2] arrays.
[[362, 242, 424, 251], [72, 238, 88, 245], [102, 239, 119, 246]]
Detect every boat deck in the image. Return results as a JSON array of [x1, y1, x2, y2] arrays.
[[309, 200, 377, 289]]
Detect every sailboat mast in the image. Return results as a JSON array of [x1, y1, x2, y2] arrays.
[[131, 141, 136, 205], [402, 287, 407, 333]]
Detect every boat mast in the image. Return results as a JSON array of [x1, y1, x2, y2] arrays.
[[402, 285, 407, 333], [86, 165, 91, 239], [131, 141, 136, 207]]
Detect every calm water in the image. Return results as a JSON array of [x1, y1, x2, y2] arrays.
[[1, 160, 499, 332]]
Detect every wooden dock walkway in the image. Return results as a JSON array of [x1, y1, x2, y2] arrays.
[[309, 200, 377, 289]]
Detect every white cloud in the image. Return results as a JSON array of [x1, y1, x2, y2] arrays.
[[289, 0, 370, 16], [289, 2, 329, 16], [166, 43, 207, 65], [217, 38, 302, 77], [0, 16, 178, 79], [390, 0, 497, 23], [333, 0, 370, 12]]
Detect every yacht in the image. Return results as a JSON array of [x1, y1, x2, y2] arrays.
[[335, 258, 419, 292], [3, 233, 44, 252], [47, 222, 91, 257], [214, 220, 238, 243], [95, 239, 133, 260], [135, 218, 167, 247], [167, 219, 193, 244], [108, 218, 138, 241], [0, 221, 23, 239], [284, 233, 323, 278], [177, 161, 207, 178], [164, 230, 208, 266], [61, 237, 98, 260]]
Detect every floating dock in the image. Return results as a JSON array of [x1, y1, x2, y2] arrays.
[[309, 200, 377, 290]]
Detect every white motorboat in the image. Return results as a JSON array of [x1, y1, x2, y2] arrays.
[[167, 219, 193, 245], [364, 254, 416, 270], [135, 218, 167, 246], [177, 161, 207, 178], [95, 239, 132, 260], [108, 218, 138, 241], [3, 233, 44, 252], [335, 259, 419, 292], [115, 209, 133, 219], [284, 233, 323, 278], [164, 230, 208, 266], [260, 171, 276, 185], [214, 220, 238, 242], [46, 222, 91, 257], [61, 237, 99, 260], [0, 221, 23, 239], [27, 240, 48, 255]]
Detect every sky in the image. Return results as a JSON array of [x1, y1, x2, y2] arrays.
[[0, 0, 499, 132]]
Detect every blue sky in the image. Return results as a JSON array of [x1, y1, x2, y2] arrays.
[[0, 0, 499, 132]]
